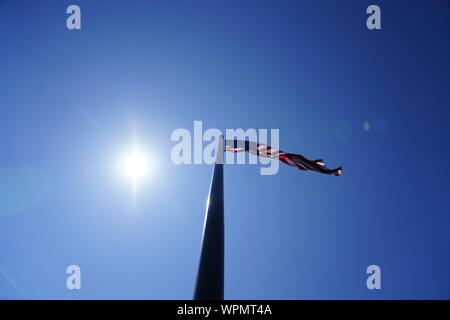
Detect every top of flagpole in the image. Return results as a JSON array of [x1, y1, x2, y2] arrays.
[[216, 134, 224, 165]]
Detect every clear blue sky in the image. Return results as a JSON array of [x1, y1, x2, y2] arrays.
[[0, 0, 449, 299]]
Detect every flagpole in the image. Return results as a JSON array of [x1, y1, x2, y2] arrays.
[[194, 135, 224, 300]]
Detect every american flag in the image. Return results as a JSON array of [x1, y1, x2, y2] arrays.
[[225, 139, 342, 176]]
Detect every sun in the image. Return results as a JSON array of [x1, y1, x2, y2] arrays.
[[123, 151, 149, 180], [119, 146, 152, 188]]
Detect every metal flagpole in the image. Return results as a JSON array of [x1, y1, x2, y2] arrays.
[[193, 135, 224, 300]]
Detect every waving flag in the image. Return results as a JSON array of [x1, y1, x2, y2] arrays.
[[225, 139, 342, 176]]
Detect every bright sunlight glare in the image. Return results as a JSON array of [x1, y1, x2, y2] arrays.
[[119, 146, 152, 188], [123, 152, 148, 179]]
